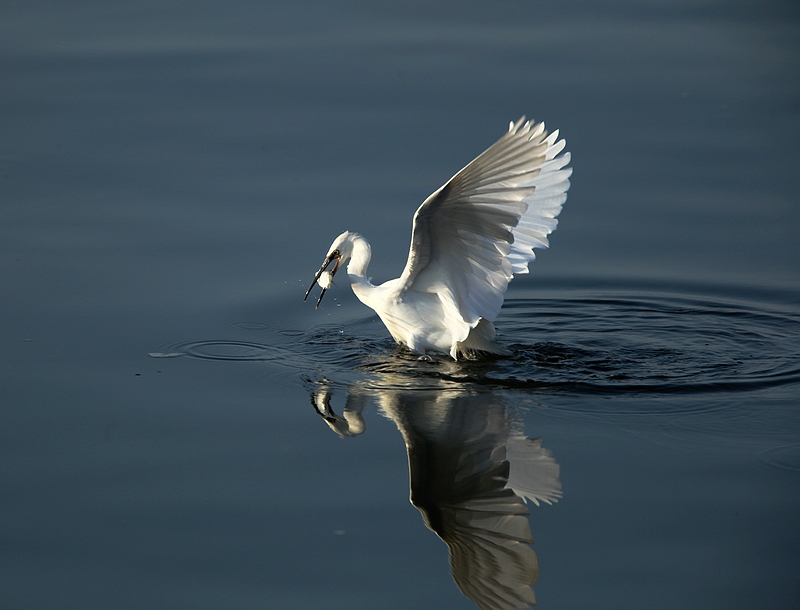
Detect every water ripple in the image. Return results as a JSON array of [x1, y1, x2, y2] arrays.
[[350, 287, 800, 397], [162, 340, 288, 362], [156, 280, 800, 398], [760, 443, 800, 473]]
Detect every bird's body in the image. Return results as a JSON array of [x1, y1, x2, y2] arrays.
[[347, 240, 506, 356], [305, 117, 571, 359]]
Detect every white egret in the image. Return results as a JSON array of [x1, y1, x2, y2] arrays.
[[304, 116, 571, 359]]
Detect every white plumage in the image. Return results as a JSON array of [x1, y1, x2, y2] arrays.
[[304, 117, 572, 359]]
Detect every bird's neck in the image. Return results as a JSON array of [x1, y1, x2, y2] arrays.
[[346, 234, 372, 282]]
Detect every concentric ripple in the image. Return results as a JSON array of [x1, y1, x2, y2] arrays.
[[160, 340, 287, 362], [486, 289, 800, 394], [309, 283, 800, 397], [155, 280, 800, 398]]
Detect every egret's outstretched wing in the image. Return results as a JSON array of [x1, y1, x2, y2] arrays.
[[398, 117, 571, 333]]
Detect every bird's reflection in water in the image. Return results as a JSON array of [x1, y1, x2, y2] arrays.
[[312, 379, 561, 609]]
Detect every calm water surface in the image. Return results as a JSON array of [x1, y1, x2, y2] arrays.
[[2, 1, 799, 608]]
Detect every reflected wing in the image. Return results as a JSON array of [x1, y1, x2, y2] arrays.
[[379, 386, 562, 609], [398, 117, 571, 330], [398, 396, 543, 609], [440, 491, 539, 610], [506, 435, 563, 507], [409, 445, 540, 610]]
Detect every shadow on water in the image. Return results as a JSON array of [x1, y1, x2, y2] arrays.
[[311, 379, 561, 609]]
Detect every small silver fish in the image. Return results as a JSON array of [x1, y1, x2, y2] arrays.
[[318, 270, 335, 290]]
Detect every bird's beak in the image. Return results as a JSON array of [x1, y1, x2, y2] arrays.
[[303, 252, 341, 308]]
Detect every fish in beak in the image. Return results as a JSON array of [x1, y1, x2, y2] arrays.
[[303, 249, 341, 308]]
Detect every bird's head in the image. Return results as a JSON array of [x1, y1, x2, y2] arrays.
[[303, 231, 356, 308]]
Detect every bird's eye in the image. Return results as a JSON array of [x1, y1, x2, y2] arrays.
[[332, 250, 340, 257]]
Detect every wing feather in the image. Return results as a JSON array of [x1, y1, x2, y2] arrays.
[[398, 117, 571, 335]]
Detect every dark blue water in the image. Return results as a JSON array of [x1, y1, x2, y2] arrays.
[[2, 1, 799, 608]]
